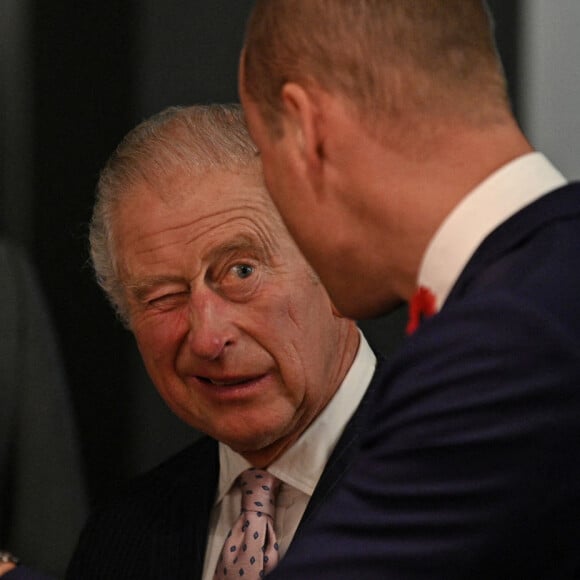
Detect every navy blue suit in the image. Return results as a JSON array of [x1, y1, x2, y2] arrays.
[[270, 183, 580, 578], [66, 357, 386, 579]]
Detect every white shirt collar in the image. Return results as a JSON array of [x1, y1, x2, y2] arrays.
[[418, 152, 567, 310], [215, 330, 377, 502]]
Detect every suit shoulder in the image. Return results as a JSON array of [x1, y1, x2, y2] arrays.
[[90, 435, 217, 521]]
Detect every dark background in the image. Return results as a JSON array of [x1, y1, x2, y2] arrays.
[[1, 1, 520, 505]]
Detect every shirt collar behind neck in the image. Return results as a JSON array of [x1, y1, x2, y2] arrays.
[[418, 152, 567, 310]]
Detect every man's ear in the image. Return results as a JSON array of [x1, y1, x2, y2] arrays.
[[280, 82, 325, 175]]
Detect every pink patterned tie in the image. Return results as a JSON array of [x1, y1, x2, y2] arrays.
[[214, 468, 281, 579]]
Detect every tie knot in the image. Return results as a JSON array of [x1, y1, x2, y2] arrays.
[[238, 468, 280, 518]]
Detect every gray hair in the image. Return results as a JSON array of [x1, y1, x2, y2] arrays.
[[90, 104, 259, 325]]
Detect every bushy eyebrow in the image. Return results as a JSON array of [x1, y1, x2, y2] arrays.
[[207, 236, 260, 260], [204, 235, 265, 263]]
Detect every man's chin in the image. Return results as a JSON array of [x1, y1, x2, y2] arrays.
[[222, 427, 293, 466], [225, 432, 279, 454]]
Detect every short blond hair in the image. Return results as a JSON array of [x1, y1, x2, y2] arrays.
[[242, 0, 511, 136]]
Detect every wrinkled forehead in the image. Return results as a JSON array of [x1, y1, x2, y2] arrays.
[[134, 157, 265, 205], [110, 159, 261, 222], [113, 163, 286, 241]]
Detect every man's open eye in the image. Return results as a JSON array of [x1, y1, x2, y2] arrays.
[[218, 261, 260, 301], [232, 263, 255, 279]]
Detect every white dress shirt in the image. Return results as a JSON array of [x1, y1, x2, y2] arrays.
[[418, 152, 567, 310], [201, 331, 377, 580]]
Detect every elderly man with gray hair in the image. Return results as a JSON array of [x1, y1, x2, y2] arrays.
[[66, 104, 385, 580]]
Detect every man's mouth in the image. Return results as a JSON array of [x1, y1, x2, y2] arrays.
[[197, 376, 259, 387]]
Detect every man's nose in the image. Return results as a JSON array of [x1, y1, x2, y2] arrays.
[[187, 291, 235, 360]]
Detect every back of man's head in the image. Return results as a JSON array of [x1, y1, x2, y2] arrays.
[[242, 0, 511, 139]]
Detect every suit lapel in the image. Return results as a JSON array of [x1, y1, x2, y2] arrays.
[[156, 436, 219, 580], [191, 440, 219, 578], [448, 183, 580, 305]]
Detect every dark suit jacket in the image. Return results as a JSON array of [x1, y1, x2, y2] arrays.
[[66, 356, 386, 579], [270, 183, 580, 579]]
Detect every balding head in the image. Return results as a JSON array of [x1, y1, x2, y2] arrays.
[[242, 0, 511, 141]]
